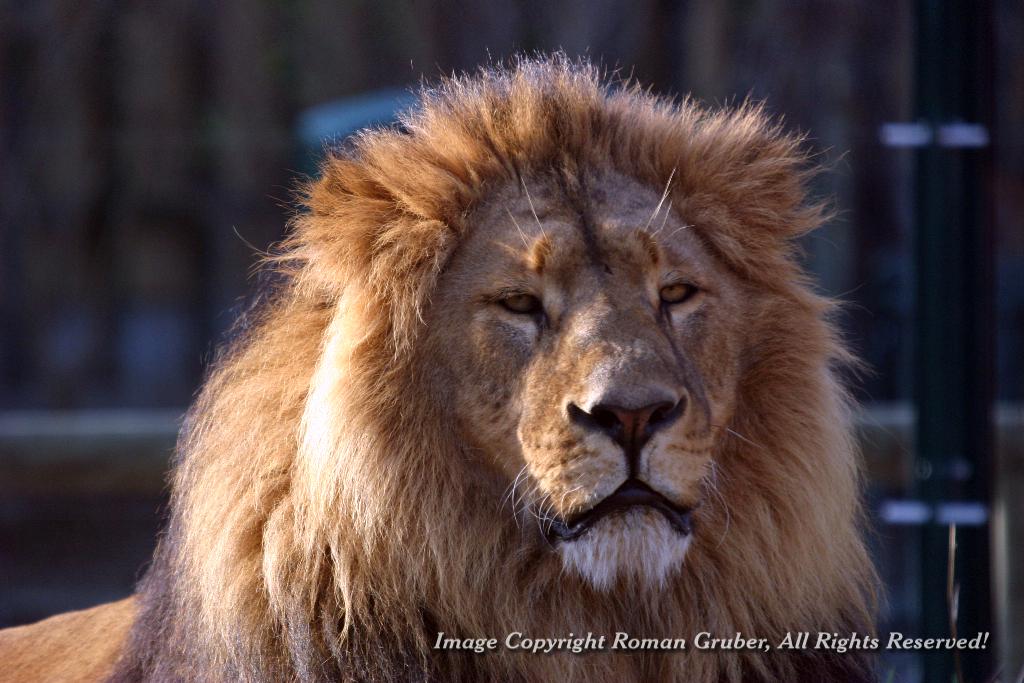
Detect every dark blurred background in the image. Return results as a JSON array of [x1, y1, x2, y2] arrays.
[[0, 2, 1021, 681]]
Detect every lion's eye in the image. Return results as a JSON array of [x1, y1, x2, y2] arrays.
[[659, 283, 696, 305], [500, 293, 542, 315]]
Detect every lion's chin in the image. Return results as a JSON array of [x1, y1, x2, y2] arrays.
[[556, 508, 691, 591]]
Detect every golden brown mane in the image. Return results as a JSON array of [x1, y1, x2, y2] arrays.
[[111, 55, 876, 682]]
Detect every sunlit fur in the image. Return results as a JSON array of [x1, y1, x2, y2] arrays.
[[111, 56, 878, 682]]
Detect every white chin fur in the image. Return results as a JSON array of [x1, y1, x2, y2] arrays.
[[557, 508, 691, 590]]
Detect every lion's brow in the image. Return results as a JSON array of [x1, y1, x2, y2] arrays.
[[528, 235, 553, 273], [553, 169, 608, 273], [632, 229, 661, 265]]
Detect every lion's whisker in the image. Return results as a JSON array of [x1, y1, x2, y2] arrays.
[[531, 499, 548, 538], [500, 470, 518, 506], [703, 460, 732, 550], [650, 200, 673, 237], [538, 493, 555, 523], [505, 208, 530, 249], [532, 490, 562, 537], [507, 464, 530, 503], [516, 482, 541, 526], [725, 427, 765, 450], [557, 484, 583, 517], [713, 423, 767, 451], [520, 177, 548, 240], [511, 467, 534, 511], [643, 167, 676, 232], [666, 222, 693, 239], [504, 465, 535, 531]]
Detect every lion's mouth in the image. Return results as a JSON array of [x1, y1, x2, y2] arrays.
[[544, 479, 693, 543]]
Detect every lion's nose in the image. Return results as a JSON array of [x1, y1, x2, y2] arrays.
[[568, 394, 684, 470]]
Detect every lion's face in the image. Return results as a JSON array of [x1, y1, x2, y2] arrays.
[[428, 168, 749, 589]]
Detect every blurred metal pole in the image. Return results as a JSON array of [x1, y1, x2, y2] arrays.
[[913, 0, 995, 680]]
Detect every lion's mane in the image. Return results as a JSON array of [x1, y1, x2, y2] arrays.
[[112, 56, 876, 682]]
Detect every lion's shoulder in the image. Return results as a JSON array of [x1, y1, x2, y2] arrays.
[[0, 597, 136, 683]]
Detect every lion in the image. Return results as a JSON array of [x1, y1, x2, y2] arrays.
[[0, 56, 878, 682]]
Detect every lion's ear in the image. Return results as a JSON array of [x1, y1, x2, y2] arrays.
[[286, 157, 390, 288], [642, 102, 831, 278], [284, 155, 458, 358]]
